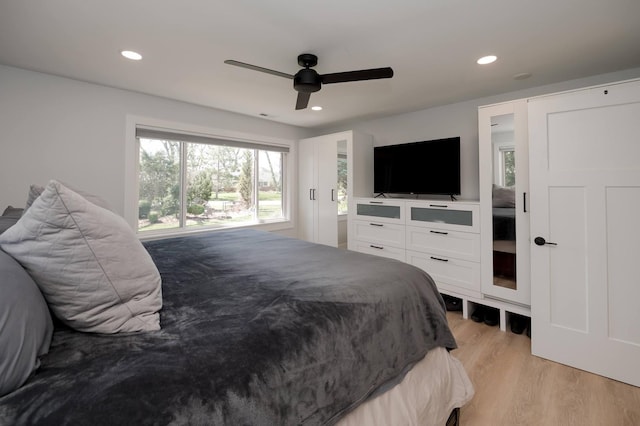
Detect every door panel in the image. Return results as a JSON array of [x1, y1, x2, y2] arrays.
[[548, 186, 587, 332], [529, 79, 640, 387], [606, 186, 640, 346], [316, 139, 338, 247]]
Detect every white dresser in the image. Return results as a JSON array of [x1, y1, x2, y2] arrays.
[[349, 198, 481, 298]]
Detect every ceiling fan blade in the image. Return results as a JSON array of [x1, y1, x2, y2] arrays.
[[224, 60, 294, 79], [296, 92, 311, 110], [321, 67, 394, 84]]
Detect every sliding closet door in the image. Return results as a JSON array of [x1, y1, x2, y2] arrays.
[[528, 79, 640, 387]]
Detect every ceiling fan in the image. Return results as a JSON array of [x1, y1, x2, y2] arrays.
[[224, 53, 394, 110]]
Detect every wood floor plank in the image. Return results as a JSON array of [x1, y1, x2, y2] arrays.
[[446, 311, 640, 426]]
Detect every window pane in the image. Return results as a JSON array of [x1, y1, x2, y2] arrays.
[[258, 151, 284, 220], [185, 144, 255, 228], [136, 131, 288, 234], [138, 139, 181, 232], [503, 150, 516, 186]]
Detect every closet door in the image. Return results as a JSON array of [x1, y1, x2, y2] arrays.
[[315, 139, 338, 247], [298, 136, 338, 247], [529, 79, 640, 387], [298, 138, 318, 242]]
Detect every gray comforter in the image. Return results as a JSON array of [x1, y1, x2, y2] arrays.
[[0, 229, 456, 425]]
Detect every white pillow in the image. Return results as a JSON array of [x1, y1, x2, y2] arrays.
[[0, 180, 162, 334]]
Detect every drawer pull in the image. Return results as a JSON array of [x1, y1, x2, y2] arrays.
[[429, 204, 448, 208], [370, 245, 384, 250], [369, 201, 384, 204], [370, 223, 384, 227], [430, 256, 449, 262], [430, 230, 449, 235]]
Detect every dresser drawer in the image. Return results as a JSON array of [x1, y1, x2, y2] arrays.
[[354, 199, 405, 225], [352, 240, 406, 262], [353, 220, 405, 248], [406, 250, 480, 292], [406, 201, 479, 233], [406, 226, 480, 262]]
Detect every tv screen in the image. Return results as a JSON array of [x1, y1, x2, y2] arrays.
[[374, 137, 461, 196]]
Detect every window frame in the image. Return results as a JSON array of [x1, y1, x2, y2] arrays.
[[125, 116, 294, 238]]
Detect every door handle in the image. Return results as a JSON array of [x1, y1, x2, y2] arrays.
[[309, 189, 313, 201], [331, 189, 335, 201], [534, 237, 557, 246]]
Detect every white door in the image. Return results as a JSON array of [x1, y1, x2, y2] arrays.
[[528, 79, 640, 387], [316, 138, 338, 247], [298, 138, 317, 242], [298, 136, 338, 247]]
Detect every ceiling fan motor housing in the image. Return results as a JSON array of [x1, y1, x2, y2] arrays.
[[294, 68, 321, 93]]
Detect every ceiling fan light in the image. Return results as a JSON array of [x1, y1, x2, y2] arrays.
[[477, 55, 497, 65]]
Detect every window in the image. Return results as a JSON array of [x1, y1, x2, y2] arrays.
[[337, 153, 348, 215], [499, 146, 515, 187], [135, 127, 288, 234]]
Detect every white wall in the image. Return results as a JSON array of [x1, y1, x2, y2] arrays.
[[316, 67, 640, 201], [0, 65, 311, 217], [3, 64, 640, 235]]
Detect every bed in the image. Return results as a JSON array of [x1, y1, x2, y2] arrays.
[[0, 182, 473, 425]]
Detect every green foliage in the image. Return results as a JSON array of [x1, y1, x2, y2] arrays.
[[139, 141, 180, 218], [187, 204, 205, 215], [138, 200, 151, 219], [148, 212, 159, 224], [187, 170, 213, 206], [503, 150, 516, 186], [161, 193, 180, 217], [238, 150, 253, 208]]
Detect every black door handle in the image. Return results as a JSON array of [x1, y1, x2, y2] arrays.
[[534, 237, 557, 246]]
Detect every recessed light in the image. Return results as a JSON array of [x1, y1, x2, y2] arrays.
[[477, 55, 497, 65], [121, 50, 142, 61], [311, 106, 322, 111]]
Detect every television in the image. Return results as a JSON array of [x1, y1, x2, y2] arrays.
[[374, 137, 461, 196]]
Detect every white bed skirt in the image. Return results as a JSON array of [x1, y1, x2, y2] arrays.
[[337, 348, 474, 426]]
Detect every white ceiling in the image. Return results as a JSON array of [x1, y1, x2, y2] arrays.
[[1, 0, 639, 129]]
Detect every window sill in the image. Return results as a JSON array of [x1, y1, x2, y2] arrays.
[[137, 220, 294, 241]]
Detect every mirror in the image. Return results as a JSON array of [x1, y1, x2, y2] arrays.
[[337, 140, 348, 215], [491, 113, 517, 290]]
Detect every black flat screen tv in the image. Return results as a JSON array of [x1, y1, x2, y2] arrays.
[[374, 137, 461, 196]]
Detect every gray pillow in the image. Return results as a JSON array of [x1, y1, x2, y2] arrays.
[[0, 249, 54, 397], [0, 217, 19, 235], [2, 206, 23, 218], [0, 207, 23, 235], [0, 180, 162, 334], [492, 184, 516, 208], [24, 184, 44, 212], [24, 182, 113, 213]]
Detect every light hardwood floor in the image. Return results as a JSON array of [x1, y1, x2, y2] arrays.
[[446, 311, 640, 426]]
